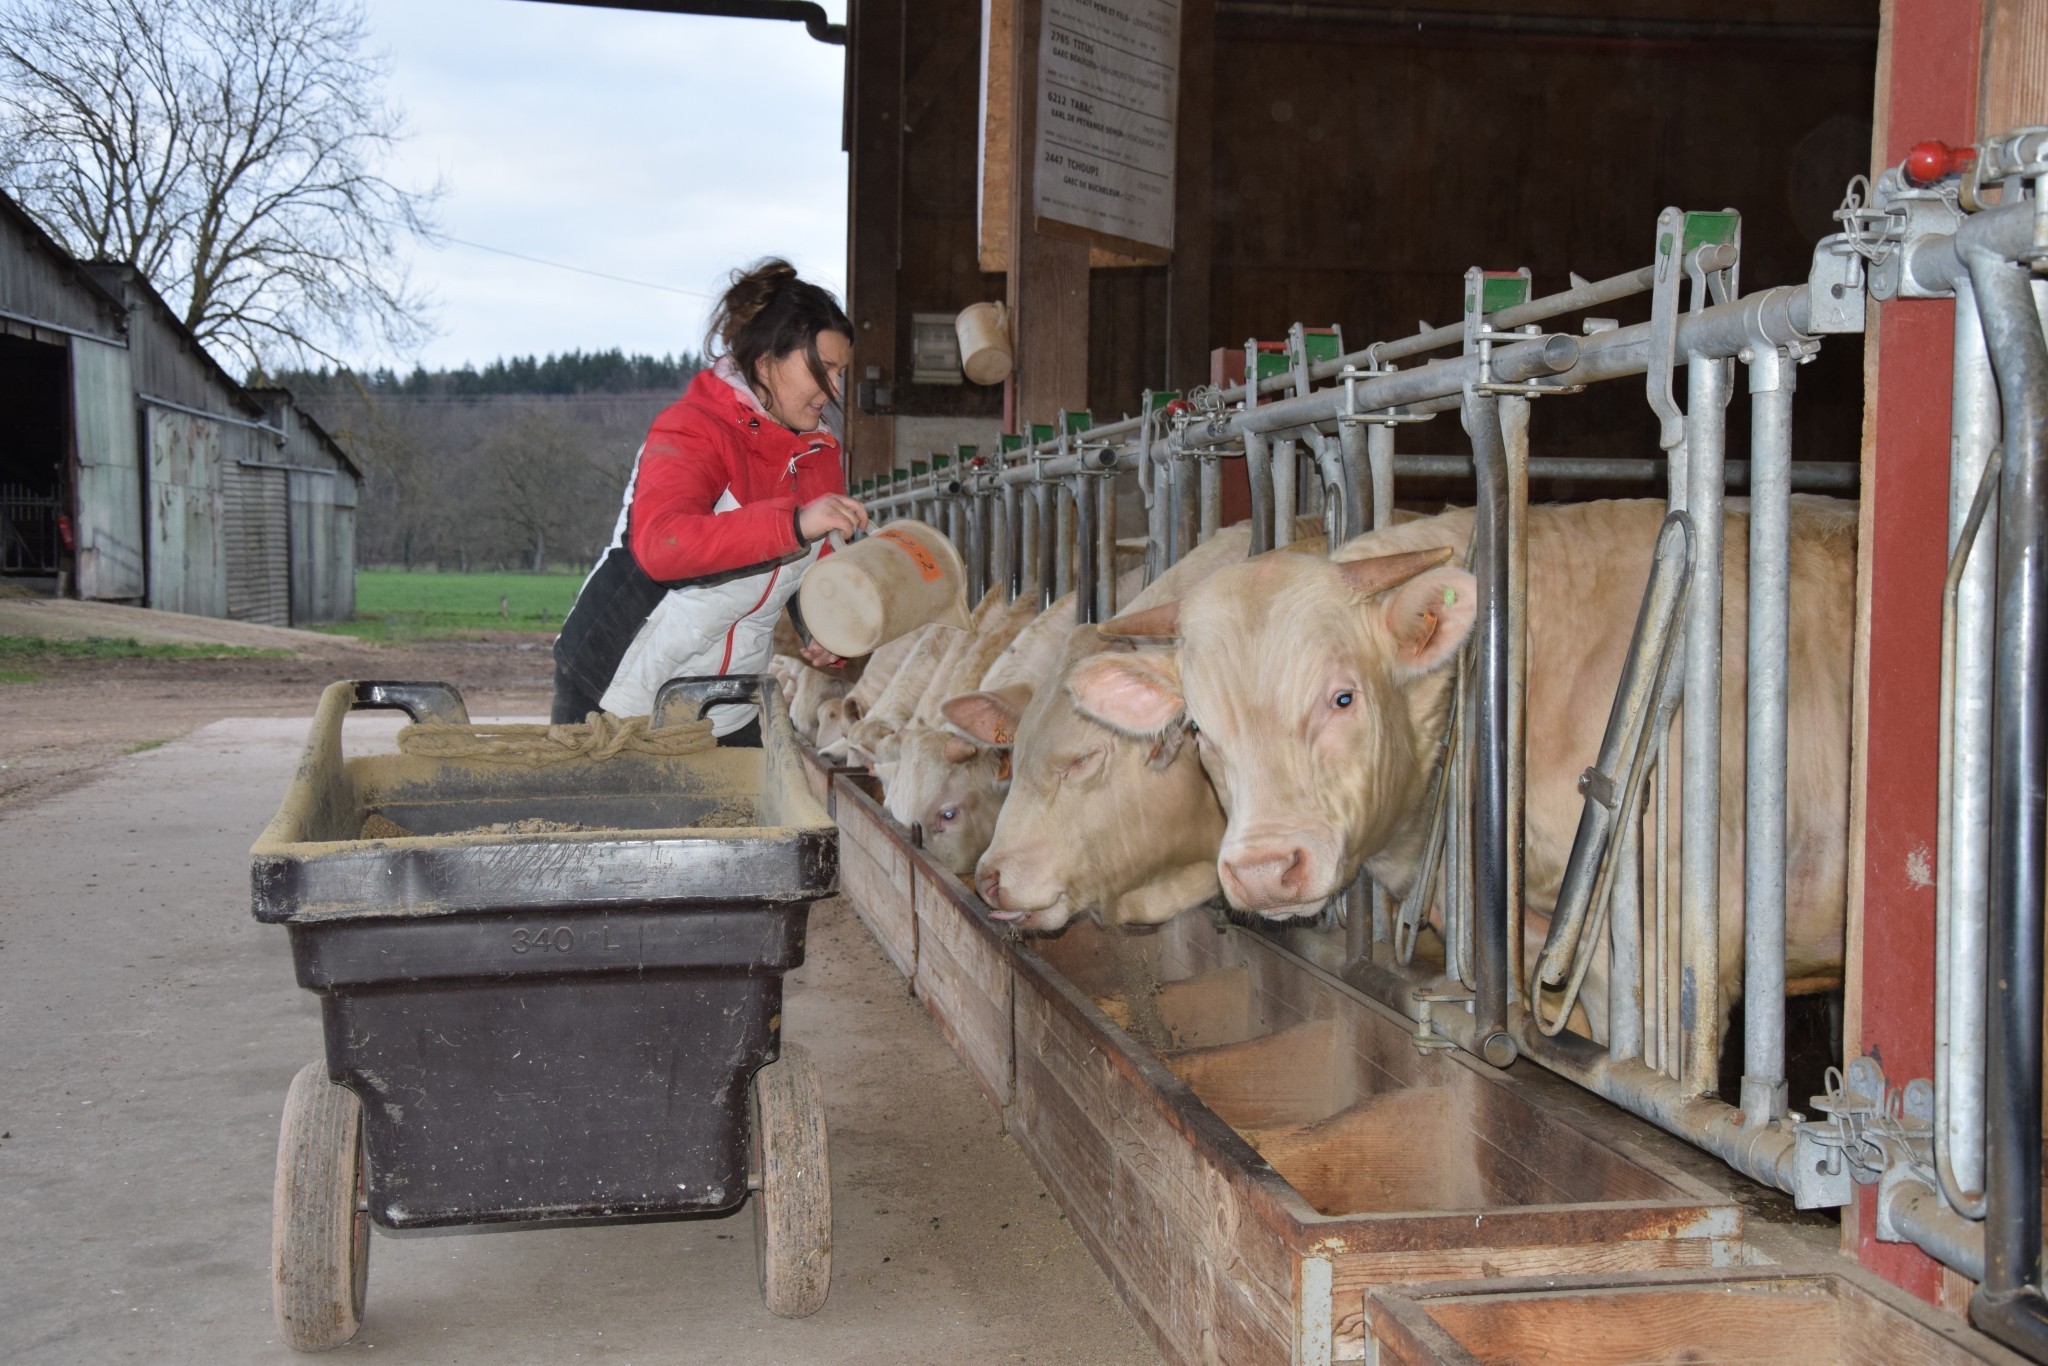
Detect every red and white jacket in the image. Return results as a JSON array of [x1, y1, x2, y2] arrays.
[[589, 358, 842, 729]]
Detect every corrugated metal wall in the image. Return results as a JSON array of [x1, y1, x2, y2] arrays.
[[286, 468, 334, 626], [224, 461, 290, 625], [69, 338, 144, 600]]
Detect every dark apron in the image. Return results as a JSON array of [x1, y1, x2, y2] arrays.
[[552, 537, 800, 728], [551, 547, 671, 724]]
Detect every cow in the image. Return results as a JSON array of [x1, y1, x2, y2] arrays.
[[839, 620, 963, 764], [1066, 498, 1856, 1037], [814, 621, 935, 759], [786, 655, 866, 739], [954, 520, 1326, 931], [876, 577, 1120, 877]]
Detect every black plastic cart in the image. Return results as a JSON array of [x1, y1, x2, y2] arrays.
[[250, 677, 839, 1351]]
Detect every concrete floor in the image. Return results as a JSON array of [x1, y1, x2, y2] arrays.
[[0, 716, 1160, 1364]]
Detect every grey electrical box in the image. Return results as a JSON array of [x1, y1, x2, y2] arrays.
[[910, 312, 964, 385]]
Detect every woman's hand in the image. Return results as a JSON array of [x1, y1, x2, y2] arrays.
[[798, 640, 846, 669], [798, 493, 869, 543]]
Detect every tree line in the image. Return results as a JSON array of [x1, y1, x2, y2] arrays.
[[281, 348, 707, 401], [288, 352, 706, 575]]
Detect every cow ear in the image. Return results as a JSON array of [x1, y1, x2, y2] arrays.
[[1099, 600, 1181, 642], [843, 695, 865, 723], [942, 734, 980, 764], [1067, 651, 1184, 736], [1380, 568, 1477, 678], [943, 684, 1031, 747]]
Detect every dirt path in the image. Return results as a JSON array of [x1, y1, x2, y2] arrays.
[[0, 632, 556, 810]]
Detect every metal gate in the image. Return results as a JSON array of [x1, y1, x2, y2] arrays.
[[854, 125, 2048, 1355]]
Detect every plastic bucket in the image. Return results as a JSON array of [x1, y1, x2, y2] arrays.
[[797, 519, 971, 659], [955, 302, 1012, 386]]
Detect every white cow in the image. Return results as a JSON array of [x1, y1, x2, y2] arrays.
[[1068, 498, 1856, 1034]]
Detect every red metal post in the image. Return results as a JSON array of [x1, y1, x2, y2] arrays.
[[1850, 0, 1983, 1303]]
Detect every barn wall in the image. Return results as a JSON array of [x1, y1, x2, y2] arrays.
[[1197, 6, 1879, 469], [145, 409, 233, 617], [861, 3, 1879, 478], [248, 390, 361, 626], [0, 200, 128, 344], [69, 338, 145, 601], [86, 267, 259, 418]]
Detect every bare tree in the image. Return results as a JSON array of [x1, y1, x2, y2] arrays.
[[0, 0, 438, 371], [485, 408, 602, 574]]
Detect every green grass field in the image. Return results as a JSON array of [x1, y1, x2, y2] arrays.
[[321, 570, 583, 642]]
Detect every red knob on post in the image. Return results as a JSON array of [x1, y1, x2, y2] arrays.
[[1903, 139, 1977, 186], [1164, 399, 1192, 418]]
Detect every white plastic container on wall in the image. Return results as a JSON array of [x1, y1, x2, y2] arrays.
[[954, 302, 1013, 386]]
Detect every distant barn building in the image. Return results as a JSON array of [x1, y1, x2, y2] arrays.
[[0, 191, 357, 625]]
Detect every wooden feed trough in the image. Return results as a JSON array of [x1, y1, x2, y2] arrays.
[[1360, 1267, 2026, 1364], [827, 771, 1757, 1365]]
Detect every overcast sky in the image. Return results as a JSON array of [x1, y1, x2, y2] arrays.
[[357, 0, 849, 372]]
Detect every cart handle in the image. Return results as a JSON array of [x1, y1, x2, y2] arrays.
[[652, 675, 762, 729], [349, 681, 472, 726]]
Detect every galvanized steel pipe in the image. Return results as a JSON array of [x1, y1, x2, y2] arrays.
[[1967, 243, 2048, 1358], [1054, 485, 1075, 600], [1680, 353, 1734, 1098], [1199, 458, 1221, 543], [1940, 274, 2002, 1217], [1462, 387, 1517, 1069], [1245, 431, 1276, 556], [1095, 477, 1117, 619], [1386, 455, 1857, 490], [1741, 343, 1794, 1127], [1273, 437, 1299, 547], [1074, 478, 1100, 625]]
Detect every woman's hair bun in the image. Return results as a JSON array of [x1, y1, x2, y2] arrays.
[[715, 258, 801, 348]]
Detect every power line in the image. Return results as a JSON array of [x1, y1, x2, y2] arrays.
[[437, 235, 715, 299]]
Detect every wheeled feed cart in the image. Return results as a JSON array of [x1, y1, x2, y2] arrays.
[[249, 677, 839, 1351]]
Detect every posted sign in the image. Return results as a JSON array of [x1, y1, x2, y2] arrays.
[[1033, 0, 1181, 259]]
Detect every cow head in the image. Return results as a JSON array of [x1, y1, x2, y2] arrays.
[[812, 694, 863, 757], [1068, 545, 1474, 917], [882, 723, 1012, 877], [962, 650, 1227, 934], [843, 711, 904, 766]]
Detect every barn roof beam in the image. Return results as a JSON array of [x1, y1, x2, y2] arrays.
[[513, 0, 845, 45]]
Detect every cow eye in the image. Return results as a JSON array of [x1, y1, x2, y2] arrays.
[[1063, 750, 1103, 778], [1333, 690, 1355, 709], [938, 806, 959, 823]]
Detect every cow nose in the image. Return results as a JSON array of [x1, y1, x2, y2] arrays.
[[977, 865, 1006, 909], [1220, 844, 1311, 909]]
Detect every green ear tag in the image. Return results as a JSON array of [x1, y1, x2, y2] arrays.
[[1443, 586, 1458, 606]]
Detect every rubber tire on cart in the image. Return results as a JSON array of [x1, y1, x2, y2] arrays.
[[750, 1043, 831, 1317], [272, 1061, 370, 1351]]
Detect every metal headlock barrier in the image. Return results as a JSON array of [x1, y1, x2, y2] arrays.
[[858, 127, 2048, 1352]]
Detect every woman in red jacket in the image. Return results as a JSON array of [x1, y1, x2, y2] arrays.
[[553, 260, 868, 741]]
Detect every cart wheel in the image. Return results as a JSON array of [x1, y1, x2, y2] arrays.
[[750, 1043, 831, 1318], [272, 1062, 370, 1352]]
